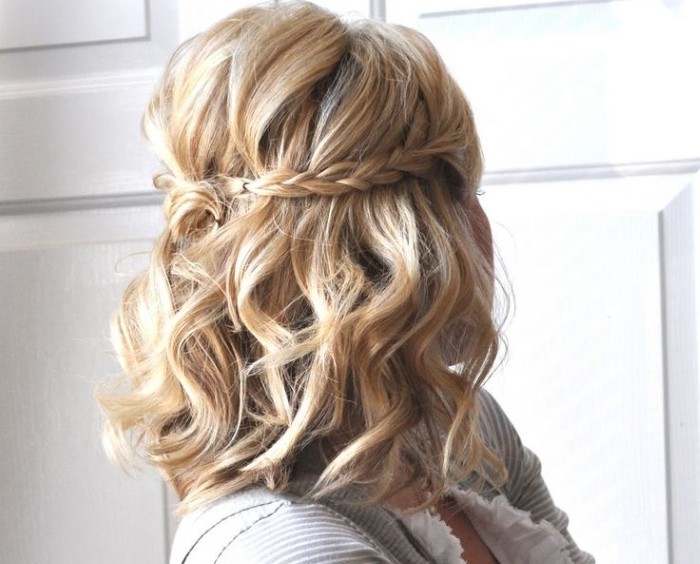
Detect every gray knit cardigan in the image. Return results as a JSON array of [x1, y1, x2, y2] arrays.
[[169, 390, 595, 563]]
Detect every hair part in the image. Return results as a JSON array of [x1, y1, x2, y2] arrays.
[[97, 1, 506, 515]]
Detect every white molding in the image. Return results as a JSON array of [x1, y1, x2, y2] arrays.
[[0, 68, 161, 100], [659, 176, 700, 564], [0, 192, 164, 216], [0, 204, 164, 252], [418, 0, 625, 18], [482, 160, 700, 186], [370, 0, 386, 20]]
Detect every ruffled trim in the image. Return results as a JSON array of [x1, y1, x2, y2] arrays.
[[392, 506, 465, 564], [388, 488, 574, 564], [449, 487, 573, 564]]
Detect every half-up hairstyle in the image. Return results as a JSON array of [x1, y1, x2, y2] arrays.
[[97, 1, 505, 515]]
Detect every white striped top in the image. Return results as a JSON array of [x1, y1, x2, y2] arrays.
[[170, 390, 595, 563]]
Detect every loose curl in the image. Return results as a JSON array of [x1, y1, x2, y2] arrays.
[[97, 1, 506, 515]]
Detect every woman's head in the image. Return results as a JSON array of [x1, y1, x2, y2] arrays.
[[99, 1, 503, 514]]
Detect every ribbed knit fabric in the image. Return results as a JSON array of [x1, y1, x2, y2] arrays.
[[169, 390, 595, 564]]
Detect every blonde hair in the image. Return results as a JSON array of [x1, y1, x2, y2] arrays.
[[98, 1, 505, 515]]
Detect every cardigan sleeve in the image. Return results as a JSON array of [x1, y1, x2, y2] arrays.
[[477, 389, 596, 564]]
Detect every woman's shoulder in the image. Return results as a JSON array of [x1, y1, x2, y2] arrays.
[[168, 390, 518, 564], [169, 487, 285, 563], [168, 485, 400, 564], [474, 390, 596, 564]]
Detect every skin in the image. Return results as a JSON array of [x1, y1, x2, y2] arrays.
[[386, 468, 498, 564], [436, 494, 499, 564]]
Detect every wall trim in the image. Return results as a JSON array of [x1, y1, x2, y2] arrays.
[[370, 0, 387, 21], [482, 159, 700, 186], [1, 159, 698, 216], [0, 191, 164, 216], [420, 0, 627, 19], [658, 181, 700, 563], [0, 68, 160, 100], [0, 0, 151, 54]]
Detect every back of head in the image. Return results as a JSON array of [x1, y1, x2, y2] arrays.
[[98, 1, 502, 514]]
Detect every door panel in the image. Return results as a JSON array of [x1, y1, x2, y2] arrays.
[[0, 0, 147, 50], [0, 0, 179, 204], [0, 206, 167, 564], [387, 0, 700, 171], [482, 173, 698, 563]]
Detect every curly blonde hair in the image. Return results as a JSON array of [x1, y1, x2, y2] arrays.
[[97, 1, 505, 515]]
